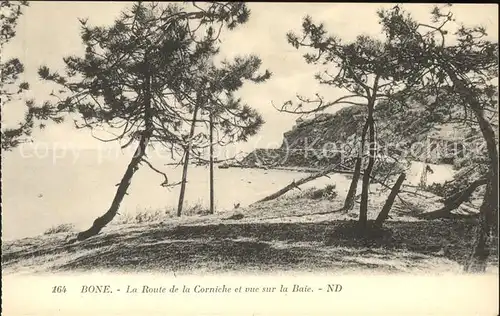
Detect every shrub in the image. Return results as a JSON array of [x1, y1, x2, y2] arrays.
[[424, 182, 449, 197], [423, 177, 479, 201], [134, 209, 164, 224], [44, 223, 75, 235], [295, 184, 338, 201], [116, 201, 212, 225], [183, 202, 211, 216]]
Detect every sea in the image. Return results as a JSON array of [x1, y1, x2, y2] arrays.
[[1, 148, 316, 240], [1, 147, 454, 240]]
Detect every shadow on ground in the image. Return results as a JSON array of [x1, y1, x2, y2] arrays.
[[2, 218, 498, 274]]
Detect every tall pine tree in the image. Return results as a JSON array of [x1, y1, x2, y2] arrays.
[[39, 2, 265, 240]]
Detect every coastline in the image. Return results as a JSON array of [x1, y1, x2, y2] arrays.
[[218, 163, 321, 174]]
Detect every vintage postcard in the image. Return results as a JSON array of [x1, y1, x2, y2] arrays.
[[1, 2, 498, 315]]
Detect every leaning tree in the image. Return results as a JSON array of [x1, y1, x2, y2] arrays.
[[38, 1, 264, 241], [283, 16, 414, 229], [377, 4, 498, 272]]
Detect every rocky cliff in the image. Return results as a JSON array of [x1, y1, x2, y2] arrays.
[[241, 99, 476, 170]]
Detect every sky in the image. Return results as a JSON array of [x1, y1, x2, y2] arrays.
[[2, 2, 498, 155]]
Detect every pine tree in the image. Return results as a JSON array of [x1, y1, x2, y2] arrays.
[[377, 4, 498, 272], [284, 16, 409, 229], [176, 56, 271, 216], [38, 2, 263, 240], [1, 0, 63, 150]]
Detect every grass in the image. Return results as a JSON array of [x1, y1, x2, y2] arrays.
[[115, 201, 210, 225], [2, 217, 497, 275], [43, 223, 76, 235], [2, 186, 498, 275]]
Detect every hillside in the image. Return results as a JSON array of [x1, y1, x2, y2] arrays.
[[2, 188, 498, 275], [240, 99, 476, 169]]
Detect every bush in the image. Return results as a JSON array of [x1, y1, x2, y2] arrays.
[[133, 209, 164, 224], [183, 202, 211, 216], [423, 177, 479, 201], [44, 223, 75, 235], [424, 182, 449, 197], [297, 184, 338, 201]]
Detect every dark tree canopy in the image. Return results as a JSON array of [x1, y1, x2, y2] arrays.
[[1, 0, 63, 150], [376, 4, 498, 272], [35, 1, 270, 240], [39, 2, 270, 163]]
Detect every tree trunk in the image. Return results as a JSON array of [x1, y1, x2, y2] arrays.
[[252, 162, 344, 204], [252, 164, 405, 207], [209, 111, 215, 214], [76, 133, 150, 241], [465, 179, 496, 272], [342, 119, 369, 211], [375, 172, 406, 227], [359, 102, 376, 229], [444, 68, 499, 272], [77, 58, 153, 241], [419, 178, 487, 220], [343, 157, 362, 211], [465, 110, 498, 271], [177, 102, 200, 216], [442, 178, 487, 206]]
